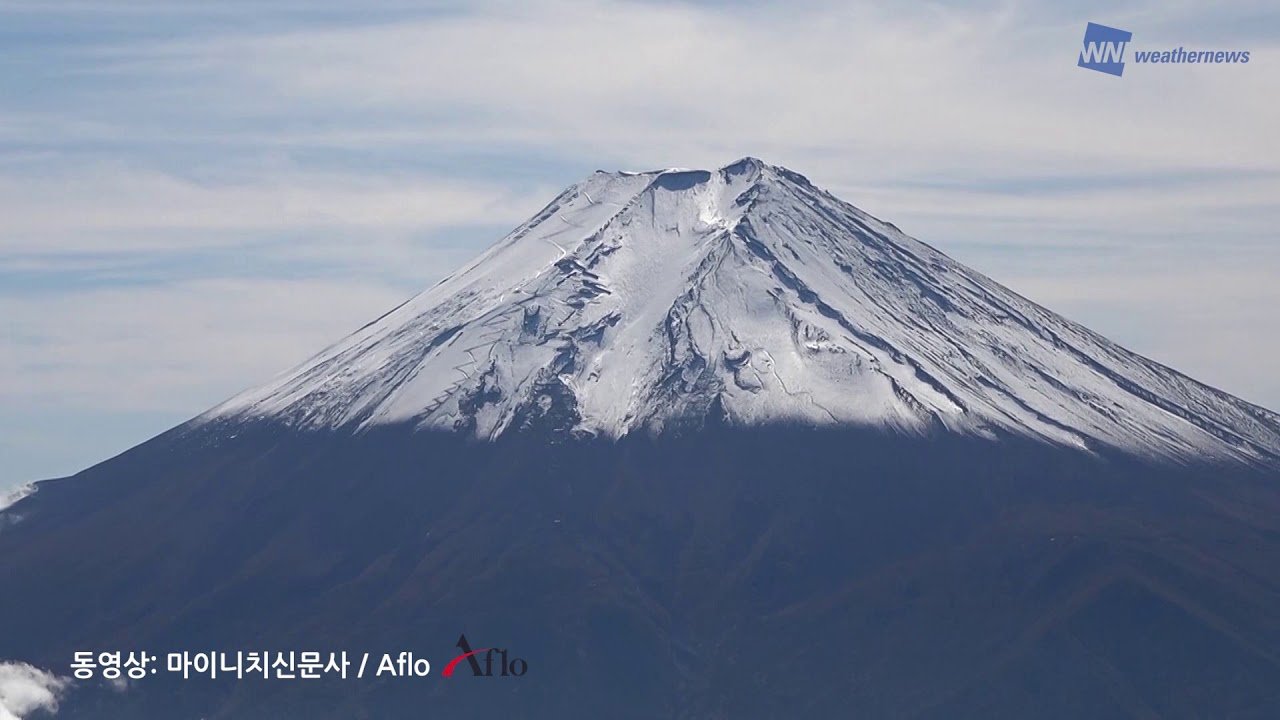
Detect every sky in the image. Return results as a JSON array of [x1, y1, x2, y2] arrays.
[[1, 0, 1278, 491]]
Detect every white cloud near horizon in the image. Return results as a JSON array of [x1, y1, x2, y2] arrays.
[[0, 0, 1277, 487], [0, 483, 35, 515], [0, 662, 69, 720]]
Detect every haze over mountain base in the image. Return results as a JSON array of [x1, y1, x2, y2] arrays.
[[3, 421, 1280, 719]]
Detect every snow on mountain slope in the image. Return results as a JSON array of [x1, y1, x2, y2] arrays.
[[200, 158, 1280, 465]]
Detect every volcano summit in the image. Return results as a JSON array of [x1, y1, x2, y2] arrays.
[[3, 159, 1280, 719], [205, 158, 1277, 464]]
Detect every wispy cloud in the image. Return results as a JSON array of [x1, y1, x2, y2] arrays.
[[64, 0, 1279, 175], [0, 165, 548, 255], [0, 277, 414, 413]]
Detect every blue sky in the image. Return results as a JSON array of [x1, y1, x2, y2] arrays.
[[1, 0, 1278, 490]]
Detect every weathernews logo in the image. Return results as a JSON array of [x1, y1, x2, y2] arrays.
[[441, 634, 528, 678], [1078, 22, 1251, 77]]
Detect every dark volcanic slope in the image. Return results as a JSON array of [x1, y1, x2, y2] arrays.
[[3, 159, 1280, 719], [3, 425, 1280, 719]]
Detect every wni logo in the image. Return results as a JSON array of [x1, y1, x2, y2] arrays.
[[1078, 22, 1132, 77]]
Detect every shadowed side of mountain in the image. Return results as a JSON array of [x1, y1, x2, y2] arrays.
[[3, 423, 1280, 719]]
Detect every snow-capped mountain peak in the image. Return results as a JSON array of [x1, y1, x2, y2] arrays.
[[201, 159, 1280, 465]]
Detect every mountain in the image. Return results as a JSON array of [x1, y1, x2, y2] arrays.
[[3, 159, 1280, 720], [203, 157, 1280, 464]]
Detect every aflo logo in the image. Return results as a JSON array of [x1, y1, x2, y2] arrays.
[[441, 634, 528, 677]]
